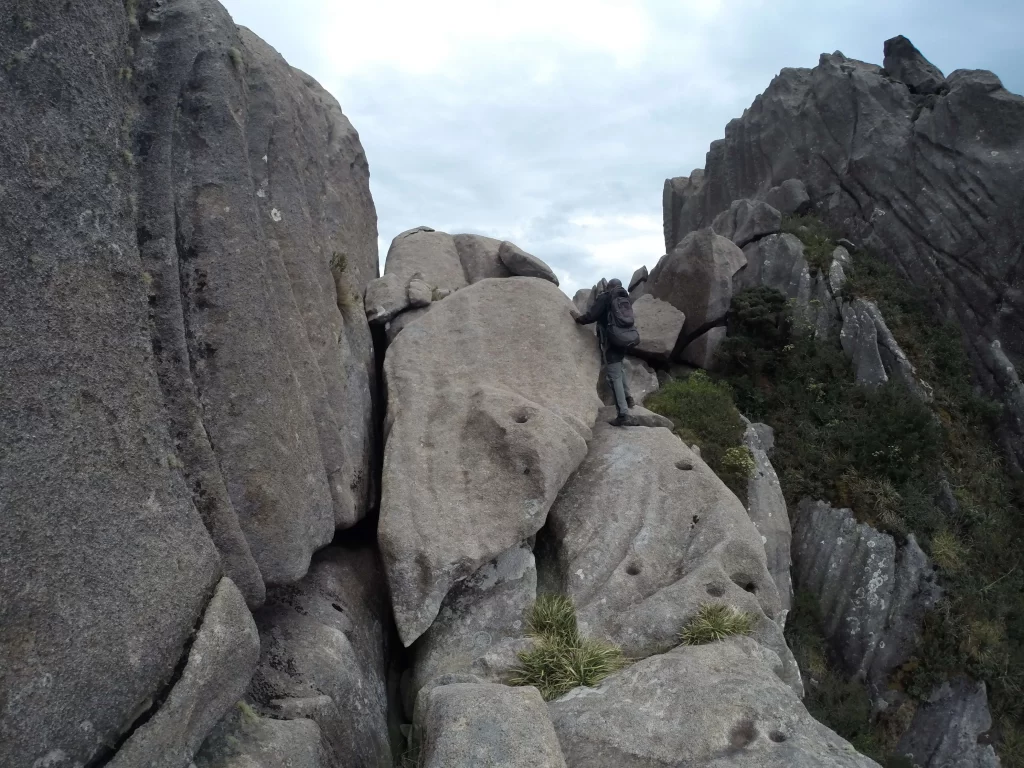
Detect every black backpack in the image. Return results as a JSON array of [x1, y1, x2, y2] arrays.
[[605, 287, 640, 349]]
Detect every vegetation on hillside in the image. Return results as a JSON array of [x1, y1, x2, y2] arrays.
[[711, 227, 1024, 765], [645, 371, 754, 500], [509, 595, 626, 701]]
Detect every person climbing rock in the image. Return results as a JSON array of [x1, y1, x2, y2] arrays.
[[573, 278, 640, 426]]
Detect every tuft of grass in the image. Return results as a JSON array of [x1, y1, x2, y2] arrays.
[[508, 595, 626, 701], [645, 370, 749, 500], [930, 529, 966, 573], [330, 251, 348, 274], [124, 0, 139, 28], [782, 213, 838, 275], [228, 46, 244, 72], [679, 603, 757, 645]]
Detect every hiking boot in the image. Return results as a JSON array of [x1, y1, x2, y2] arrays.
[[609, 413, 638, 427], [625, 396, 636, 408]]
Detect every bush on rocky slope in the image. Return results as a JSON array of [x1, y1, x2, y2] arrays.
[[714, 237, 1024, 765], [644, 371, 754, 499]]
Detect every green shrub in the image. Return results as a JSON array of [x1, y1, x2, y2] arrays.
[[645, 371, 749, 499], [509, 595, 626, 701], [782, 214, 837, 275], [679, 603, 756, 645]]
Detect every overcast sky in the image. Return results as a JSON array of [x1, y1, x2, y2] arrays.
[[221, 0, 1023, 296]]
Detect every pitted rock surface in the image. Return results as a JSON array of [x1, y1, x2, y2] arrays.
[[379, 277, 601, 645]]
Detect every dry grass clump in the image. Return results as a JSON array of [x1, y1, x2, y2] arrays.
[[679, 603, 757, 645]]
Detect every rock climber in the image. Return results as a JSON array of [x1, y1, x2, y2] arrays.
[[573, 278, 641, 427]]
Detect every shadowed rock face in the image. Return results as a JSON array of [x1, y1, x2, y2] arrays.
[[896, 678, 1000, 768], [379, 277, 602, 646], [0, 2, 378, 765], [662, 38, 1024, 467]]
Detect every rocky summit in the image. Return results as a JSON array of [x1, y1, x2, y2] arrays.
[[1, 8, 1020, 768]]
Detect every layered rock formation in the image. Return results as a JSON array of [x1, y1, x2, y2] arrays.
[[0, 1, 378, 765], [662, 36, 1024, 467]]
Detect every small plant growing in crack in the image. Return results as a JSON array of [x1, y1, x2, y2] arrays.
[[679, 603, 757, 645]]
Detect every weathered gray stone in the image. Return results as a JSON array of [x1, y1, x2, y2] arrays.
[[597, 357, 660, 407], [498, 241, 559, 285], [380, 277, 601, 645], [631, 294, 686, 362], [660, 40, 1024, 467], [595, 404, 673, 429], [365, 271, 408, 324], [896, 678, 1000, 768], [764, 179, 812, 216], [367, 228, 466, 323], [453, 233, 513, 283], [712, 199, 783, 248], [542, 419, 799, 692], [740, 234, 812, 303], [628, 265, 649, 292], [841, 299, 931, 399], [572, 288, 594, 313], [108, 578, 258, 768], [406, 275, 434, 308], [791, 500, 941, 692], [251, 546, 392, 768], [986, 340, 1024, 471], [417, 684, 566, 768], [681, 325, 728, 369], [131, 5, 379, 585], [411, 544, 536, 707], [743, 421, 793, 617], [884, 35, 947, 95], [648, 229, 747, 342], [549, 638, 879, 768], [195, 709, 326, 768], [385, 306, 430, 344]]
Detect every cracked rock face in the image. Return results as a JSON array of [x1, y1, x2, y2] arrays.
[[661, 37, 1024, 467], [549, 637, 878, 768], [896, 678, 1000, 768], [379, 277, 602, 646], [791, 500, 941, 692]]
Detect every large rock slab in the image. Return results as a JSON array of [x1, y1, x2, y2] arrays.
[[791, 499, 941, 692], [365, 228, 466, 324], [453, 233, 513, 283], [0, 5, 226, 766], [883, 35, 947, 95], [380, 277, 602, 645], [108, 578, 259, 768], [743, 421, 793, 617], [840, 299, 931, 399], [542, 419, 798, 690], [628, 265, 649, 292], [712, 199, 783, 248], [647, 228, 746, 347], [410, 544, 536, 708], [660, 40, 1024, 468], [549, 637, 879, 768], [498, 240, 560, 285], [133, 2, 379, 586], [896, 678, 1000, 768], [681, 325, 728, 369], [739, 234, 811, 302], [417, 684, 566, 768], [630, 294, 686, 362], [250, 545, 393, 768], [764, 179, 811, 215], [195, 709, 326, 768]]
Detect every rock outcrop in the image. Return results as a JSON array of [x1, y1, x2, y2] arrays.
[[597, 357, 660, 407], [840, 299, 931, 398], [0, 2, 379, 765], [791, 500, 941, 693], [379, 277, 602, 646], [541, 419, 799, 690], [743, 421, 794, 616], [549, 637, 878, 768], [662, 36, 1024, 468], [630, 294, 687, 362], [498, 240, 560, 285], [711, 199, 783, 248], [896, 678, 1000, 768]]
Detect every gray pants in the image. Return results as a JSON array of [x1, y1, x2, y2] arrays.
[[605, 361, 632, 416]]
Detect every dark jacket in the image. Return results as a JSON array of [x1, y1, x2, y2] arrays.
[[575, 289, 626, 363]]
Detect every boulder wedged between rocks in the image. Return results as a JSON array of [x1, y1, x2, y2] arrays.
[[378, 277, 602, 646]]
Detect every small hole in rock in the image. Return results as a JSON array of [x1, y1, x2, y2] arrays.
[[706, 584, 725, 597], [692, 514, 700, 525], [676, 460, 693, 471], [731, 574, 758, 594], [769, 731, 786, 743], [626, 564, 641, 576], [523, 468, 531, 475], [331, 603, 344, 612], [743, 582, 757, 593], [514, 413, 529, 424]]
